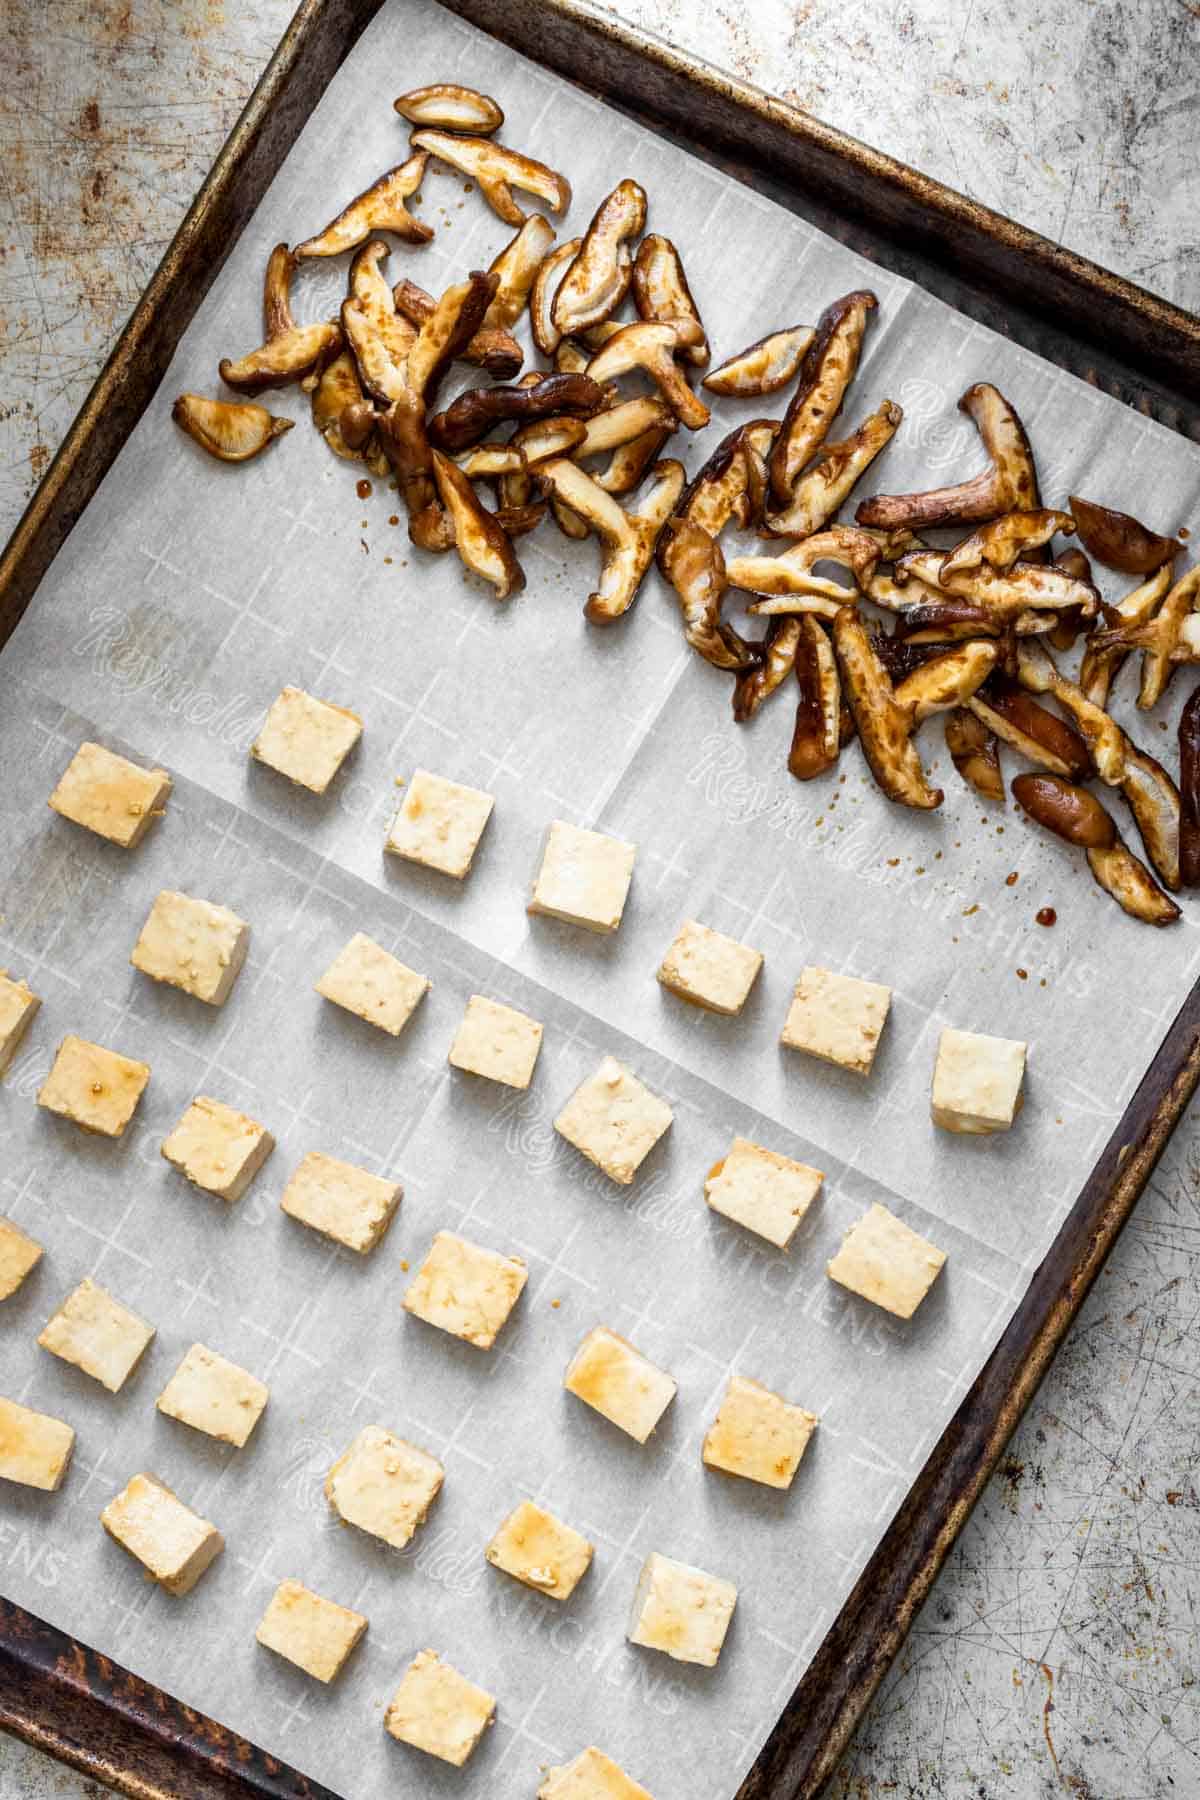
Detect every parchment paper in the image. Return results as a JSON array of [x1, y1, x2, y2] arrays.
[[2, 4, 1199, 1796]]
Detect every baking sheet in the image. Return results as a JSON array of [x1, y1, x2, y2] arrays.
[[1, 2, 1199, 1796]]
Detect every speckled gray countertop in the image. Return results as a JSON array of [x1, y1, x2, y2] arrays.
[[0, 3, 1197, 1797]]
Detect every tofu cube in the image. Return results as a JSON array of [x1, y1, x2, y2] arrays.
[[485, 1500, 594, 1601], [38, 1278, 155, 1392], [780, 965, 892, 1075], [280, 1152, 401, 1254], [101, 1472, 223, 1595], [554, 1056, 672, 1187], [0, 1395, 75, 1491], [538, 1748, 654, 1800], [403, 1231, 527, 1350], [702, 1376, 817, 1489], [656, 919, 763, 1016], [0, 1217, 43, 1301], [563, 1326, 676, 1444], [826, 1201, 946, 1319], [0, 971, 41, 1076], [448, 994, 543, 1089], [704, 1137, 823, 1250], [528, 820, 636, 933], [256, 1579, 367, 1683], [156, 1343, 269, 1448], [131, 889, 250, 1006], [931, 1027, 1027, 1134], [251, 686, 362, 794], [627, 1552, 737, 1667], [385, 769, 494, 879], [384, 1649, 495, 1767], [325, 1424, 443, 1549], [315, 932, 430, 1037], [37, 1035, 150, 1138], [161, 1096, 274, 1203], [48, 741, 171, 848]]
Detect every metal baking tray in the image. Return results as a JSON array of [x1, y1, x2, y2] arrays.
[[2, 2, 1199, 1795]]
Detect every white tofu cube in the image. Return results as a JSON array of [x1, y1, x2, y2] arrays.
[[704, 1137, 823, 1250], [403, 1231, 527, 1350], [702, 1376, 817, 1489], [256, 1579, 367, 1683], [554, 1056, 672, 1186], [931, 1027, 1027, 1134], [538, 1747, 654, 1800], [385, 769, 494, 878], [448, 994, 543, 1089], [161, 1096, 274, 1203], [528, 820, 636, 933], [826, 1201, 946, 1319], [325, 1424, 443, 1549], [101, 1472, 223, 1595], [384, 1649, 495, 1767], [780, 965, 892, 1075], [656, 919, 763, 1015], [0, 1217, 43, 1301], [38, 1278, 155, 1393], [0, 970, 41, 1077], [485, 1499, 594, 1600], [251, 686, 362, 794], [627, 1552, 737, 1667], [156, 1343, 269, 1448], [0, 1395, 74, 1491], [315, 932, 430, 1037], [37, 1035, 150, 1139], [48, 741, 171, 848], [563, 1326, 676, 1444], [280, 1152, 401, 1254], [131, 890, 250, 1006]]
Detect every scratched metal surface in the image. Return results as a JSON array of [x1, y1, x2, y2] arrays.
[[0, 3, 1197, 1798]]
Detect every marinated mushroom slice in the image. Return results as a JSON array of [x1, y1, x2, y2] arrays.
[[585, 320, 710, 430], [554, 339, 591, 375], [493, 500, 547, 537], [733, 618, 802, 722], [894, 549, 1098, 624], [940, 509, 1075, 580], [1069, 494, 1177, 575], [405, 268, 498, 406], [893, 640, 1000, 724], [530, 237, 582, 356], [789, 617, 842, 779], [1179, 685, 1200, 888], [1047, 547, 1096, 651], [1012, 774, 1179, 926], [549, 493, 591, 541], [764, 400, 903, 538], [538, 456, 686, 623], [967, 679, 1090, 780], [456, 444, 528, 480], [173, 393, 293, 462], [703, 325, 815, 397], [1120, 740, 1181, 891], [731, 525, 883, 614], [768, 289, 877, 507], [667, 419, 779, 546], [410, 128, 571, 225], [1015, 640, 1126, 783], [378, 388, 448, 552], [432, 451, 525, 599], [595, 424, 673, 496], [341, 240, 418, 404], [658, 519, 758, 671], [945, 708, 1004, 802], [551, 179, 646, 336], [632, 234, 709, 367], [832, 606, 943, 810], [219, 243, 342, 393], [295, 154, 432, 257], [392, 276, 522, 378], [311, 351, 376, 463], [393, 84, 503, 135], [427, 372, 606, 453], [573, 395, 674, 463], [485, 215, 557, 331], [1088, 565, 1200, 710], [857, 382, 1040, 530]]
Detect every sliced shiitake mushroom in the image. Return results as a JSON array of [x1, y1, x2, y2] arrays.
[[538, 457, 686, 623], [940, 509, 1075, 580], [310, 350, 384, 468], [295, 154, 432, 258], [219, 243, 342, 393], [431, 451, 525, 600], [485, 214, 556, 331], [393, 84, 503, 135], [658, 519, 758, 672], [894, 549, 1098, 624], [1015, 640, 1125, 783], [1012, 774, 1179, 926], [703, 325, 815, 398], [404, 268, 497, 405], [945, 708, 1004, 802], [1087, 565, 1200, 710], [789, 618, 842, 780], [768, 290, 877, 507], [730, 524, 883, 614], [1068, 494, 1177, 575], [341, 239, 417, 404], [586, 320, 710, 430], [391, 276, 522, 378], [173, 393, 293, 462], [530, 237, 582, 356], [733, 618, 802, 722], [410, 128, 571, 225], [427, 372, 606, 452], [893, 640, 1000, 723], [763, 400, 902, 538], [552, 179, 647, 336], [632, 234, 708, 367], [857, 382, 1040, 530], [967, 679, 1090, 781], [832, 606, 942, 810]]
